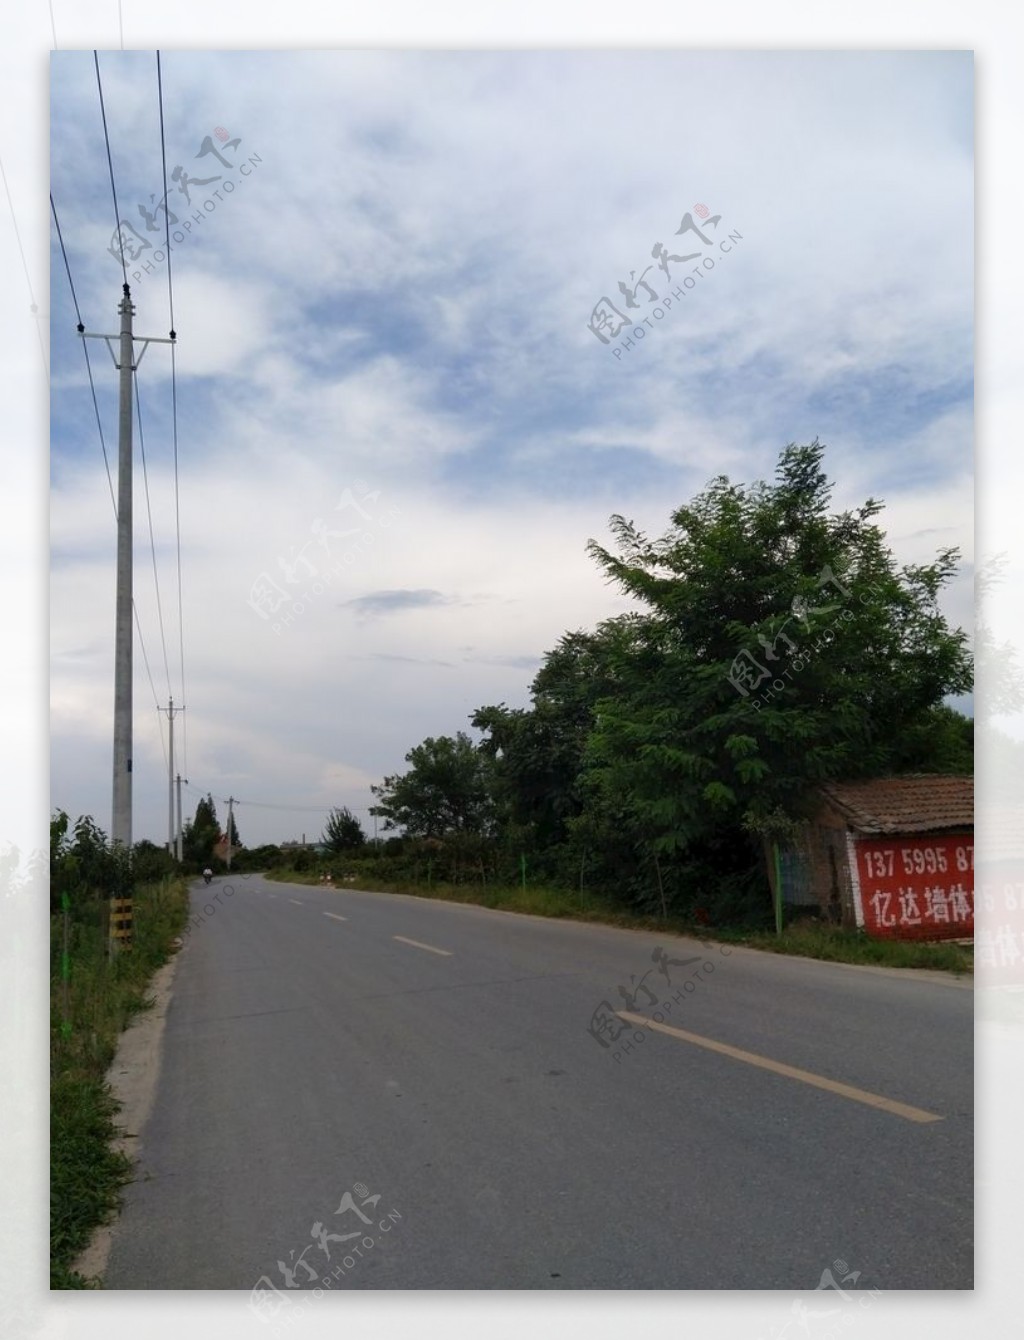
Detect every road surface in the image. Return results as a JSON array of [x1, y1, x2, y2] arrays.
[[102, 873, 973, 1292]]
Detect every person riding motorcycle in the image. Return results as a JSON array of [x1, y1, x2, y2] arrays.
[[203, 867, 213, 886]]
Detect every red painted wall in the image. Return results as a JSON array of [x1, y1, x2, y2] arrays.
[[852, 834, 973, 940]]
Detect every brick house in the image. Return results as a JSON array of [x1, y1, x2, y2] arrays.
[[772, 775, 974, 940]]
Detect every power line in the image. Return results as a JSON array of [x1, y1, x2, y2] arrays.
[[139, 615, 169, 775], [155, 54, 176, 337], [56, 57, 180, 818], [50, 190, 168, 770], [181, 782, 351, 814], [49, 194, 83, 325], [93, 51, 128, 289], [156, 51, 188, 776], [133, 367, 173, 699], [171, 339, 187, 775], [50, 192, 115, 510], [90, 52, 185, 776]]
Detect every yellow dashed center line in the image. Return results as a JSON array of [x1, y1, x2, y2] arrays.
[[392, 935, 452, 957], [616, 1010, 943, 1124]]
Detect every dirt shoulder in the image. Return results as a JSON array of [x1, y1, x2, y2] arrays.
[[72, 947, 181, 1283]]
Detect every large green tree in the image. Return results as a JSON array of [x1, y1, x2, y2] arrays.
[[182, 794, 220, 868], [370, 732, 494, 839], [583, 440, 973, 863]]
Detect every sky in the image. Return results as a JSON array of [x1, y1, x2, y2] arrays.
[[47, 48, 976, 848]]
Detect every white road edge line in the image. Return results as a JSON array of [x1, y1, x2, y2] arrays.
[[323, 912, 348, 922]]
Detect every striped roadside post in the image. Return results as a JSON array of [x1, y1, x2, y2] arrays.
[[109, 894, 134, 951]]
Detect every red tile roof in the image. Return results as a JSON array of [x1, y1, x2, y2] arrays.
[[820, 775, 973, 835]]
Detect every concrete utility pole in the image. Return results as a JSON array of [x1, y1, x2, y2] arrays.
[[175, 773, 186, 861], [158, 698, 184, 855], [167, 698, 174, 853], [81, 285, 175, 849], [112, 290, 135, 851], [226, 796, 236, 870]]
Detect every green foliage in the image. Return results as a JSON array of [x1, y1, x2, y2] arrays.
[[370, 732, 495, 839], [50, 810, 134, 914], [582, 440, 973, 857], [231, 843, 285, 871], [181, 794, 220, 870], [367, 440, 973, 926], [472, 621, 637, 853], [131, 840, 177, 885], [888, 702, 974, 774], [50, 1073, 133, 1287], [726, 918, 972, 973], [225, 810, 242, 850], [322, 806, 366, 853], [289, 846, 316, 872], [50, 814, 189, 1287]]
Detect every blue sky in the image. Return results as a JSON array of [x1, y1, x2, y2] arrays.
[[48, 48, 975, 846]]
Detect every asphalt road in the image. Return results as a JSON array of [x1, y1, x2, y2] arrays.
[[102, 873, 973, 1292]]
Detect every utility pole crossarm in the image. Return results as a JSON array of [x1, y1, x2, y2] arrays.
[[81, 331, 176, 375]]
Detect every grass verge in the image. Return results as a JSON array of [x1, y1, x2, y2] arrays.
[[713, 919, 972, 973], [50, 876, 189, 1288], [264, 868, 973, 976]]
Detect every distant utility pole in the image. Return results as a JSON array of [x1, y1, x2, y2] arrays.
[[175, 773, 186, 861], [226, 796, 236, 870], [80, 284, 174, 849], [158, 697, 184, 856]]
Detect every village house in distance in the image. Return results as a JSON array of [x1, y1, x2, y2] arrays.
[[773, 775, 974, 940]]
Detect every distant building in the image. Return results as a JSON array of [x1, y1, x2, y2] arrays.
[[280, 839, 329, 856], [771, 775, 973, 940]]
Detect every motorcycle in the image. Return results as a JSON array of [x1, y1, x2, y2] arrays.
[[203, 871, 212, 886]]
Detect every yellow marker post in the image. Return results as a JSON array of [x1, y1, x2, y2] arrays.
[[109, 896, 133, 951]]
